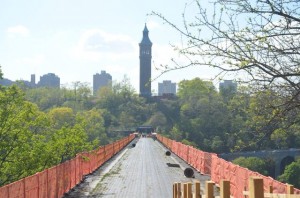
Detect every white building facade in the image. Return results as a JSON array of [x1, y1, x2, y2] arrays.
[[158, 80, 176, 96]]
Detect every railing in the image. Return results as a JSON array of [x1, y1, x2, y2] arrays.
[[157, 134, 300, 197], [173, 177, 300, 198], [0, 134, 135, 198]]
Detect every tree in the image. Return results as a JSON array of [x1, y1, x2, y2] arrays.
[[0, 86, 50, 186], [155, 98, 180, 131], [153, 0, 300, 99], [146, 111, 167, 131], [48, 107, 75, 129], [169, 125, 183, 141], [62, 82, 93, 112], [78, 108, 108, 145], [278, 159, 300, 188], [233, 157, 269, 176], [25, 87, 65, 111], [152, 0, 300, 137], [46, 107, 95, 164], [95, 77, 155, 132], [176, 78, 230, 151]]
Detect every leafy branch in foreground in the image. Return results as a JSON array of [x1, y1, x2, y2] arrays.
[[151, 0, 300, 142]]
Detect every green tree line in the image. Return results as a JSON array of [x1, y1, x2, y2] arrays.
[[1, 65, 300, 186]]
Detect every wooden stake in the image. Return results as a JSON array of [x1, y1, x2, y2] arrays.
[[194, 181, 201, 198], [205, 181, 214, 198], [173, 183, 178, 198], [220, 180, 230, 198], [187, 182, 192, 198], [287, 184, 294, 196], [184, 183, 188, 198], [249, 177, 264, 198]]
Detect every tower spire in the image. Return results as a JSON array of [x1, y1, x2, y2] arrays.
[[139, 24, 152, 97], [140, 23, 152, 45]]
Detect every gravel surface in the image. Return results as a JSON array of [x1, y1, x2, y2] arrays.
[[64, 137, 213, 198]]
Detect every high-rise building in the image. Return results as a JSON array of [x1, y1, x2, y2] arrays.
[[30, 74, 36, 86], [93, 70, 112, 95], [38, 73, 60, 88], [158, 80, 176, 96], [219, 80, 237, 92], [139, 24, 152, 97]]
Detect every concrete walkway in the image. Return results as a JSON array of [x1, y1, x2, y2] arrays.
[[65, 137, 211, 198]]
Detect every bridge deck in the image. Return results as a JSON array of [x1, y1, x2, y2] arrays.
[[65, 137, 211, 198]]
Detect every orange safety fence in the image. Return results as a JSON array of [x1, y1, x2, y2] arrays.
[[157, 134, 300, 197], [0, 134, 135, 198]]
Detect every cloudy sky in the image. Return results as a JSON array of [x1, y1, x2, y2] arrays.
[[0, 0, 220, 93]]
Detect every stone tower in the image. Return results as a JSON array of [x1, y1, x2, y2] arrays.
[[139, 24, 152, 97]]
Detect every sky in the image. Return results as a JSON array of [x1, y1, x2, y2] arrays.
[[0, 0, 221, 93]]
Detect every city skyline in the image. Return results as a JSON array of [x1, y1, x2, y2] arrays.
[[0, 0, 224, 93]]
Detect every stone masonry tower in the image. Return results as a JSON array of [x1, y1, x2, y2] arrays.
[[139, 24, 152, 97]]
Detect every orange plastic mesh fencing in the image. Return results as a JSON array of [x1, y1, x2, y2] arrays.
[[0, 134, 136, 198], [80, 152, 91, 175], [47, 166, 58, 198], [113, 141, 120, 154], [104, 144, 114, 161], [269, 176, 287, 193], [25, 174, 39, 198], [157, 135, 300, 197], [69, 158, 76, 189], [38, 170, 48, 198], [8, 179, 25, 198], [88, 150, 96, 172], [187, 146, 192, 165], [75, 154, 82, 184], [0, 185, 8, 198], [171, 141, 179, 155], [113, 142, 117, 155], [211, 154, 220, 183], [97, 147, 105, 167], [181, 143, 188, 162], [113, 141, 118, 154], [228, 162, 238, 198], [63, 161, 71, 194], [191, 149, 201, 173], [57, 163, 65, 197]]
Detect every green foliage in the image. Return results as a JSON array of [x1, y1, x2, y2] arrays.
[[181, 139, 197, 147], [278, 159, 300, 188], [233, 157, 268, 176], [25, 82, 92, 112], [25, 87, 65, 111], [0, 86, 98, 186], [48, 107, 75, 128], [95, 77, 155, 132], [175, 78, 231, 152], [46, 107, 97, 163], [169, 126, 183, 141], [2, 70, 300, 187], [152, 0, 300, 133], [0, 86, 49, 185], [146, 111, 167, 131], [78, 108, 107, 145]]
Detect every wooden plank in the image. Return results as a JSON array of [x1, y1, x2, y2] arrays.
[[173, 183, 178, 198], [194, 181, 201, 198], [287, 184, 294, 195], [205, 181, 214, 198], [183, 183, 188, 198], [249, 177, 264, 198], [220, 180, 230, 198], [187, 182, 192, 198]]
